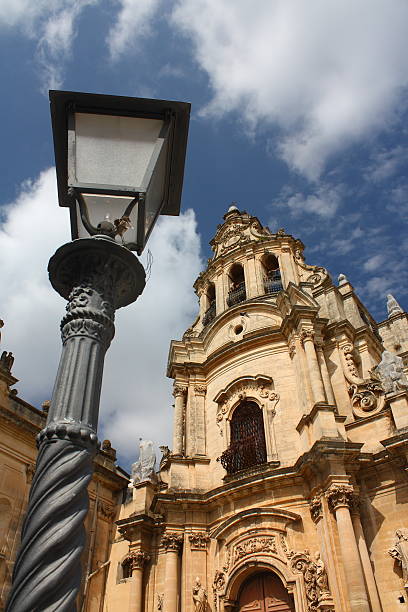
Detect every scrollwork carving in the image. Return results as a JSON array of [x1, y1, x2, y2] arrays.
[[173, 384, 188, 398], [348, 380, 384, 418], [326, 484, 355, 512], [291, 550, 333, 611], [162, 532, 184, 552], [189, 532, 210, 550], [231, 536, 277, 564], [214, 376, 279, 434], [127, 550, 150, 570]]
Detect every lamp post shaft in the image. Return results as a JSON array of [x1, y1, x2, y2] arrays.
[[6, 237, 145, 612]]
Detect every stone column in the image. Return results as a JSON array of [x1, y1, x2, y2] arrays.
[[162, 532, 183, 612], [350, 501, 383, 612], [315, 342, 336, 405], [326, 485, 370, 612], [289, 336, 309, 415], [172, 384, 187, 456], [309, 495, 343, 610], [244, 252, 258, 298], [193, 385, 207, 456], [301, 329, 326, 404], [129, 551, 150, 612]]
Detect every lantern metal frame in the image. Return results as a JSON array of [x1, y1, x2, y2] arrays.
[[49, 90, 190, 253]]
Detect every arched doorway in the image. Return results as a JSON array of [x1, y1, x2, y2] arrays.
[[237, 571, 294, 611]]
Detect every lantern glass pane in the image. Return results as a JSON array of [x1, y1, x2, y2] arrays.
[[76, 193, 138, 244], [74, 113, 164, 188], [144, 137, 168, 238]]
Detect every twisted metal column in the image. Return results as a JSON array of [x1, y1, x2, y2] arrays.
[[6, 237, 145, 612]]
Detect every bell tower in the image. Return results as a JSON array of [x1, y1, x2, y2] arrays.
[[104, 205, 408, 612]]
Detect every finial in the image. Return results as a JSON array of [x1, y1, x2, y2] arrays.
[[387, 294, 403, 318], [227, 202, 239, 213], [338, 273, 348, 286]]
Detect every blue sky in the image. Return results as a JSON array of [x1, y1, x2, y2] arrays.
[[1, 1, 407, 467]]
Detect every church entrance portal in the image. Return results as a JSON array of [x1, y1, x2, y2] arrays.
[[237, 571, 295, 612]]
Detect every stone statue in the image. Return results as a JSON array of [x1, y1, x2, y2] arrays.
[[314, 552, 330, 599], [192, 577, 207, 612], [131, 439, 157, 484], [338, 273, 348, 286], [387, 294, 403, 318], [0, 351, 14, 373], [389, 528, 408, 586], [375, 350, 408, 394]]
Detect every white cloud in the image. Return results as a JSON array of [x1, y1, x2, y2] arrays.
[[0, 0, 97, 90], [363, 254, 384, 272], [107, 0, 162, 61], [171, 0, 408, 180], [0, 169, 202, 467], [364, 146, 408, 183], [274, 183, 343, 218]]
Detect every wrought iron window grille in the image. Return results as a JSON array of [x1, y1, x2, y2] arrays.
[[227, 282, 246, 307], [202, 300, 216, 326]]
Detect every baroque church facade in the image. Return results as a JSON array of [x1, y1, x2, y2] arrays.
[[1, 206, 408, 611]]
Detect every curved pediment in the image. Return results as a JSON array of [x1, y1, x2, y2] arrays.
[[210, 507, 301, 539]]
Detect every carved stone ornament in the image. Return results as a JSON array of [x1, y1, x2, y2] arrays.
[[209, 211, 272, 260], [326, 484, 355, 512], [214, 375, 279, 435], [300, 329, 315, 344], [98, 501, 115, 520], [173, 384, 188, 398], [194, 385, 207, 396], [162, 532, 184, 552], [348, 380, 384, 418], [231, 536, 277, 565], [309, 495, 323, 524], [127, 550, 150, 570], [295, 249, 330, 287], [189, 532, 210, 550], [374, 350, 408, 394], [291, 550, 333, 612], [213, 570, 226, 592], [157, 593, 164, 610], [389, 528, 408, 587], [279, 533, 294, 559], [341, 342, 385, 418], [288, 339, 296, 358], [387, 294, 404, 318]]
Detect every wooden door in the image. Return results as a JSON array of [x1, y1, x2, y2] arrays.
[[238, 572, 294, 612]]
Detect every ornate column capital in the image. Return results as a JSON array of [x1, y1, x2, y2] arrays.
[[162, 532, 184, 552], [173, 384, 188, 398], [193, 384, 207, 396], [326, 484, 354, 512], [300, 328, 315, 344], [309, 495, 323, 523], [189, 532, 210, 550], [128, 550, 150, 570]]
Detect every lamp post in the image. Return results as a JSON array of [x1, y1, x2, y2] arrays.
[[6, 91, 190, 612]]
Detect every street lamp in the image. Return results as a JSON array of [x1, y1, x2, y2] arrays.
[[6, 91, 190, 612]]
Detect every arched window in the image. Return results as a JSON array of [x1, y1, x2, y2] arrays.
[[219, 401, 267, 474], [227, 263, 246, 307], [262, 253, 282, 295], [202, 282, 216, 326]]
